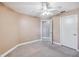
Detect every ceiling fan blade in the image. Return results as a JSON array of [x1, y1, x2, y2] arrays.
[[47, 9, 57, 11]]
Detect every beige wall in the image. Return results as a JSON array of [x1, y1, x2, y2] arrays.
[[0, 5, 40, 54], [18, 15, 40, 43], [0, 6, 19, 54], [52, 8, 79, 47], [52, 16, 60, 43]]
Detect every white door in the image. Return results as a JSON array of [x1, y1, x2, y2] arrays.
[[41, 20, 52, 42], [60, 15, 78, 49]]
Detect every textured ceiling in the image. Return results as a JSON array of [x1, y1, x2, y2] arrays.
[[3, 2, 79, 17]]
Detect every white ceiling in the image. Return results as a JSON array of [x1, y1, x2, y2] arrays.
[[3, 2, 79, 17]]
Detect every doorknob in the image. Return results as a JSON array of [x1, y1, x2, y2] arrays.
[[73, 34, 77, 36]]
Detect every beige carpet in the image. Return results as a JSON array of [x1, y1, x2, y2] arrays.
[[6, 41, 79, 57]]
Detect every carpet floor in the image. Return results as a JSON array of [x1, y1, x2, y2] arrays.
[[6, 41, 79, 57]]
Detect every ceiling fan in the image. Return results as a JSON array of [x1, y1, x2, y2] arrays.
[[40, 2, 61, 16]]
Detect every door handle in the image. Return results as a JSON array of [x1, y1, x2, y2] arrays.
[[73, 34, 77, 36]]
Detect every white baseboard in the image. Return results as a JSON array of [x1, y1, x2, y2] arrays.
[[53, 42, 79, 52], [76, 49, 79, 52], [1, 39, 41, 57], [17, 39, 41, 47], [1, 44, 19, 57], [53, 41, 61, 45]]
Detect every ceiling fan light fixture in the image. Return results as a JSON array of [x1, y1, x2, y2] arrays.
[[41, 11, 51, 16]]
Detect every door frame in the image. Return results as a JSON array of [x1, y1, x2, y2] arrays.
[[40, 19, 53, 43], [60, 14, 78, 50]]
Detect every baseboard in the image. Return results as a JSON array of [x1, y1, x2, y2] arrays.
[[17, 39, 41, 47], [53, 41, 61, 45], [1, 39, 41, 57], [1, 44, 19, 57], [53, 42, 79, 52], [76, 49, 79, 52]]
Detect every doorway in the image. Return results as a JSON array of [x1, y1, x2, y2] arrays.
[[40, 20, 53, 43]]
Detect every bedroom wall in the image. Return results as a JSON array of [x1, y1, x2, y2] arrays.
[[18, 14, 40, 43], [0, 5, 40, 54], [0, 5, 19, 54], [52, 16, 60, 43]]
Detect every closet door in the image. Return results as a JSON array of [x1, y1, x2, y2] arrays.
[[60, 15, 78, 49]]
